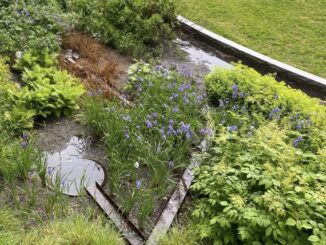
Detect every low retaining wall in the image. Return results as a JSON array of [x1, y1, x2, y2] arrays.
[[177, 16, 326, 99]]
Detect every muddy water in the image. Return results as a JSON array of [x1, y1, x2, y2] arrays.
[[176, 38, 232, 70], [37, 118, 107, 196]]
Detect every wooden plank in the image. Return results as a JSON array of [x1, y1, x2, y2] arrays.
[[86, 184, 145, 245]]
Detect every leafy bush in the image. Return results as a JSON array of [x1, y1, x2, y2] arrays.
[[4, 51, 85, 131], [0, 0, 73, 55], [0, 58, 38, 181], [63, 0, 177, 56], [83, 62, 206, 226], [192, 65, 326, 244]]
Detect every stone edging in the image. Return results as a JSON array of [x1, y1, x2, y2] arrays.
[[177, 15, 326, 99]]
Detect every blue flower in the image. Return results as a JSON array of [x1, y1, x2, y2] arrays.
[[21, 132, 29, 140], [167, 124, 175, 136], [136, 179, 142, 189], [21, 141, 28, 149], [232, 84, 239, 97], [293, 136, 303, 148], [269, 107, 281, 120], [124, 130, 130, 140], [169, 93, 179, 100], [183, 94, 189, 104], [173, 106, 179, 112], [232, 105, 239, 111], [200, 128, 212, 136], [47, 167, 55, 175], [146, 120, 153, 129], [227, 125, 238, 133], [180, 122, 191, 133]]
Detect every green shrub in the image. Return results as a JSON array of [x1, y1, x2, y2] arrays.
[[192, 65, 326, 244], [63, 0, 177, 56], [0, 0, 74, 55]]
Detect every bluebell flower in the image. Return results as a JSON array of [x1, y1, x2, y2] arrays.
[[185, 131, 192, 139], [227, 125, 238, 133], [293, 136, 303, 148], [124, 130, 130, 140], [232, 84, 239, 97], [21, 132, 29, 140], [167, 124, 175, 136], [239, 92, 245, 98], [47, 167, 55, 175], [183, 94, 189, 104], [152, 112, 157, 118], [200, 128, 212, 136], [136, 179, 142, 189], [173, 106, 179, 113], [146, 120, 153, 129], [232, 105, 239, 111], [21, 141, 28, 149], [269, 107, 281, 120], [169, 93, 179, 100]]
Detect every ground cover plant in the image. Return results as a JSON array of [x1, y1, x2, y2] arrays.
[[191, 65, 326, 244], [176, 0, 326, 77], [83, 61, 208, 228], [0, 0, 74, 56], [60, 0, 177, 56]]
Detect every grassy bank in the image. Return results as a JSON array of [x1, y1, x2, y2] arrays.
[[176, 0, 326, 78]]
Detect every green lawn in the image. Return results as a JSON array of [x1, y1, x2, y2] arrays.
[[176, 0, 326, 78]]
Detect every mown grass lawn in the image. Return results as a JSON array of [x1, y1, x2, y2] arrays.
[[176, 0, 326, 78]]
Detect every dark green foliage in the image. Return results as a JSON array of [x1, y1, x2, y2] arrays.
[[62, 0, 177, 57], [192, 65, 326, 244], [0, 0, 73, 55]]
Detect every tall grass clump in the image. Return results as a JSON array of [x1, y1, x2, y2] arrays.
[[23, 215, 124, 245], [192, 65, 326, 244], [83, 61, 208, 226]]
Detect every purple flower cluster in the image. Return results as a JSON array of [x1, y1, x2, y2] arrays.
[[227, 125, 238, 133], [269, 107, 281, 120], [293, 136, 303, 148]]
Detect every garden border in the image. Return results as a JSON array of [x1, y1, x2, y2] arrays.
[[177, 16, 326, 99]]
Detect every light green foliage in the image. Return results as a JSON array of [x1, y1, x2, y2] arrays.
[[176, 0, 326, 77], [0, 0, 74, 55], [159, 224, 200, 245], [5, 51, 85, 131], [0, 58, 39, 181], [0, 207, 124, 245], [23, 215, 124, 245], [0, 208, 22, 245], [62, 0, 177, 56], [83, 62, 206, 226], [192, 66, 326, 244]]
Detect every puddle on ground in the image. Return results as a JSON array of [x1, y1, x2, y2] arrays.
[[45, 136, 105, 196], [176, 38, 233, 70]]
